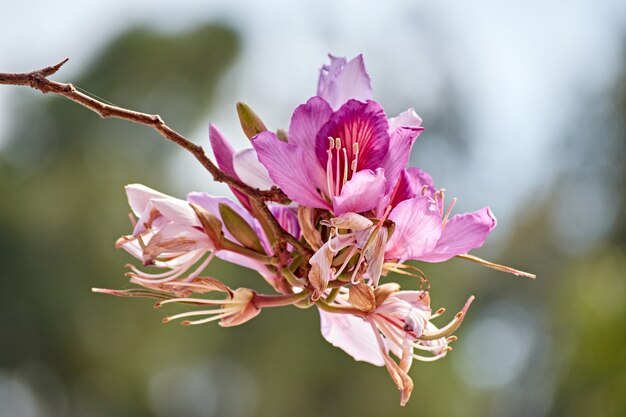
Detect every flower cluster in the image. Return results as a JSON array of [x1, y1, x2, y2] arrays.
[[94, 54, 534, 405]]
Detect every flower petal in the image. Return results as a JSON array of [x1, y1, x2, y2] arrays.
[[385, 197, 442, 260], [382, 127, 424, 192], [332, 168, 386, 215], [388, 108, 423, 132], [316, 100, 390, 173], [419, 207, 497, 262], [233, 148, 275, 190], [209, 124, 252, 210], [125, 184, 171, 218], [253, 131, 330, 209], [319, 309, 385, 366], [389, 167, 436, 208], [289, 96, 333, 162], [317, 54, 372, 110]]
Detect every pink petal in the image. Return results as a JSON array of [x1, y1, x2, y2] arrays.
[[289, 96, 333, 162], [209, 124, 237, 177], [332, 168, 386, 215], [388, 108, 423, 132], [233, 148, 275, 190], [149, 197, 199, 228], [381, 127, 423, 192], [209, 124, 252, 210], [253, 131, 330, 210], [125, 184, 171, 217], [419, 207, 497, 262], [317, 54, 372, 110], [316, 99, 390, 172], [385, 197, 442, 260], [319, 309, 385, 366], [388, 167, 436, 208]]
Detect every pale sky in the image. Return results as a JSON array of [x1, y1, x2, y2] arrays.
[[1, 0, 625, 248]]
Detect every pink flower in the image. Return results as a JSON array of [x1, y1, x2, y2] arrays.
[[385, 167, 497, 262], [319, 286, 474, 405], [251, 55, 423, 215]]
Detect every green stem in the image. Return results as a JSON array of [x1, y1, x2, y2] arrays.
[[221, 239, 276, 265], [316, 299, 365, 317], [253, 290, 310, 308]]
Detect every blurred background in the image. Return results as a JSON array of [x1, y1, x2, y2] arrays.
[[1, 1, 625, 416]]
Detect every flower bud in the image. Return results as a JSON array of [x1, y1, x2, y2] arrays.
[[218, 202, 265, 254], [236, 101, 268, 140], [190, 203, 224, 249]]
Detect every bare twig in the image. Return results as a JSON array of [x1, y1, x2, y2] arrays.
[[0, 59, 290, 205]]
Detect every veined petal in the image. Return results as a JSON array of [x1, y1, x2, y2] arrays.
[[388, 108, 423, 132], [149, 197, 199, 227], [319, 309, 385, 366], [125, 184, 172, 218], [142, 223, 211, 265], [233, 148, 275, 190], [332, 168, 386, 215], [317, 54, 372, 110], [253, 131, 330, 209], [132, 195, 194, 236], [316, 100, 390, 172], [382, 127, 424, 192], [385, 197, 442, 260], [289, 96, 333, 161], [389, 167, 436, 208], [419, 207, 497, 262]]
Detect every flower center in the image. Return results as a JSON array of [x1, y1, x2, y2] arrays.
[[325, 136, 359, 198]]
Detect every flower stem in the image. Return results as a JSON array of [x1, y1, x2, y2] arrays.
[[253, 290, 310, 308]]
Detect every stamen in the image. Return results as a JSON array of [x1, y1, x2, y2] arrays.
[[412, 348, 451, 362], [155, 297, 240, 308], [431, 307, 446, 319], [442, 197, 457, 229], [326, 137, 335, 197], [352, 143, 359, 175], [163, 306, 238, 322], [335, 138, 341, 193], [342, 147, 349, 187], [334, 244, 359, 277]]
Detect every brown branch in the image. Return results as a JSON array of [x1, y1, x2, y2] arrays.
[[0, 59, 289, 205]]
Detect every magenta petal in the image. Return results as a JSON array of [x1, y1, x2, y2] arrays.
[[253, 131, 330, 210], [209, 124, 237, 177], [385, 196, 442, 260], [316, 100, 390, 172], [388, 108, 423, 132], [389, 167, 436, 208], [289, 96, 333, 162], [332, 168, 386, 215], [317, 54, 372, 110], [419, 207, 497, 262], [382, 127, 423, 192], [319, 309, 385, 366], [209, 124, 252, 210]]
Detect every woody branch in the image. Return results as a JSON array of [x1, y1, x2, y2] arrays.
[[0, 59, 311, 260]]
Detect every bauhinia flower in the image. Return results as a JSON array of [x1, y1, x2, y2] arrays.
[[318, 283, 474, 405], [87, 53, 534, 407], [251, 54, 424, 215]]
